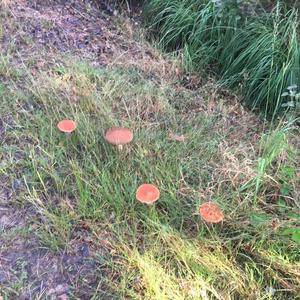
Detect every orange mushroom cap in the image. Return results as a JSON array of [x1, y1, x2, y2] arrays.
[[105, 127, 133, 146], [199, 202, 224, 223], [136, 184, 160, 205], [57, 120, 77, 133]]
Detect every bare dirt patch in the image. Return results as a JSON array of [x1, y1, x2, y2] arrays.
[[0, 174, 113, 299], [2, 0, 175, 79]]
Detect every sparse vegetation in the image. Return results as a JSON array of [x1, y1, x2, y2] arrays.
[[0, 1, 299, 299]]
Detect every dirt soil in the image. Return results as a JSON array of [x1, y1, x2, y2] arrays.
[[2, 0, 167, 73]]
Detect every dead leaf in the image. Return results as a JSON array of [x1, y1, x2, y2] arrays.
[[58, 293, 69, 300], [30, 223, 39, 230], [175, 67, 181, 77], [169, 133, 187, 142], [271, 219, 279, 230]]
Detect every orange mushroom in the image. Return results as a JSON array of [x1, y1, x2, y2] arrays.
[[199, 202, 224, 223], [57, 119, 77, 134], [105, 127, 133, 151], [136, 184, 160, 205]]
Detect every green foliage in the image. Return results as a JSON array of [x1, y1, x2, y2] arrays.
[[144, 0, 300, 117], [282, 227, 300, 243]]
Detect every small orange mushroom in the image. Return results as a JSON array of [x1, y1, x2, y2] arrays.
[[199, 202, 224, 223], [136, 184, 160, 205], [57, 119, 77, 134], [105, 127, 133, 151]]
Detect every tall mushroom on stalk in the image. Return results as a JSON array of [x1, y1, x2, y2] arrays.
[[105, 127, 133, 151], [136, 184, 160, 205], [57, 119, 77, 134], [57, 119, 77, 147], [199, 202, 224, 223]]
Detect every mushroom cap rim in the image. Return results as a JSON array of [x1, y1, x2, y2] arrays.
[[105, 127, 133, 145], [136, 184, 160, 204], [57, 119, 77, 133]]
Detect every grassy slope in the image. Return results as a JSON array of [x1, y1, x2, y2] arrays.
[[0, 1, 300, 299]]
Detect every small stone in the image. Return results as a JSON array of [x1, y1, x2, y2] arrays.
[[0, 272, 7, 284], [0, 215, 10, 229], [78, 243, 89, 257], [46, 284, 69, 296], [12, 179, 22, 191], [268, 286, 276, 296]]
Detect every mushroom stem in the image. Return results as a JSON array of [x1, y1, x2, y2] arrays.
[[65, 132, 71, 141], [149, 204, 157, 220], [117, 144, 123, 151]]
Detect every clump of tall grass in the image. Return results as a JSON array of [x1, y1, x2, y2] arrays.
[[144, 0, 300, 117]]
